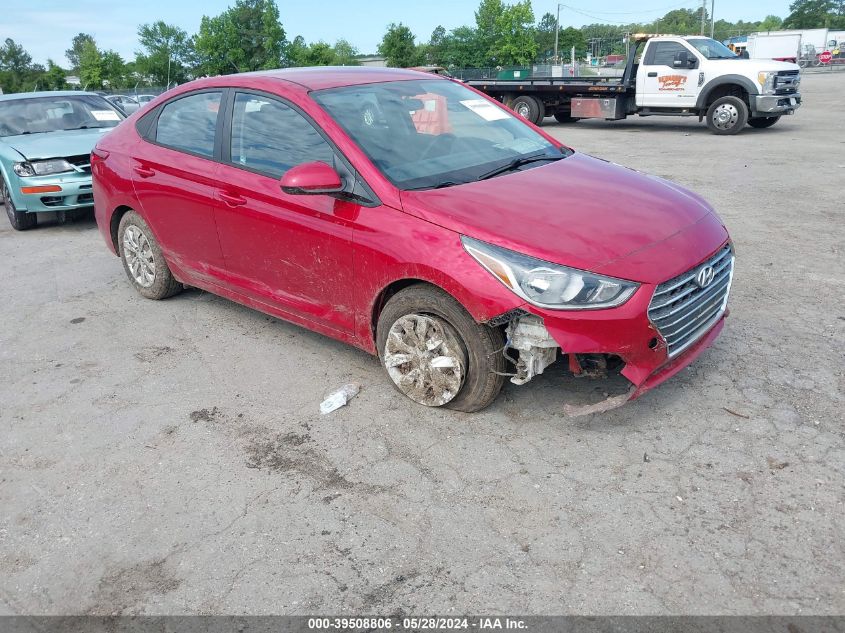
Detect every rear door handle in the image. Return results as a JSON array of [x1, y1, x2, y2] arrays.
[[133, 166, 155, 178], [219, 192, 247, 207], [647, 72, 658, 77]]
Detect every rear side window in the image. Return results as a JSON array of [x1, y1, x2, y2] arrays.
[[155, 91, 222, 158], [229, 92, 334, 178], [649, 42, 689, 66]]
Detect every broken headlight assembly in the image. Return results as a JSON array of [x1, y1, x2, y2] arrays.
[[13, 159, 76, 177], [461, 236, 638, 310]]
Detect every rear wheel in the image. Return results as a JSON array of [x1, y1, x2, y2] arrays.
[[509, 95, 543, 125], [748, 116, 781, 129], [705, 96, 748, 135], [376, 284, 506, 412], [117, 210, 182, 300], [2, 178, 37, 231]]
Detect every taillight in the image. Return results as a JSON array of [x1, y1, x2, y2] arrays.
[[91, 147, 110, 161]]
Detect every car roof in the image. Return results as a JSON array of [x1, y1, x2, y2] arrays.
[[193, 66, 443, 92], [0, 90, 100, 102]]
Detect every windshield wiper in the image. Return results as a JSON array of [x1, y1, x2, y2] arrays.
[[406, 180, 465, 191], [477, 154, 565, 181]]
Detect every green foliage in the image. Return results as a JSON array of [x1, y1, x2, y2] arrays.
[[783, 0, 845, 28], [136, 21, 194, 86], [79, 40, 103, 89], [0, 38, 35, 92], [333, 39, 361, 66], [490, 1, 537, 65], [284, 37, 360, 67], [426, 25, 448, 65], [378, 23, 420, 67], [441, 26, 486, 68], [65, 33, 95, 71], [194, 0, 286, 75], [759, 15, 785, 30], [101, 51, 127, 89], [44, 60, 67, 90]]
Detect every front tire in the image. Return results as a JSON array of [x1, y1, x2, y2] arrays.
[[2, 179, 37, 231], [748, 116, 781, 129], [117, 210, 182, 300], [376, 284, 506, 412], [706, 96, 748, 135]]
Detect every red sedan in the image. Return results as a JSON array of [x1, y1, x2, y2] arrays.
[[92, 67, 733, 412]]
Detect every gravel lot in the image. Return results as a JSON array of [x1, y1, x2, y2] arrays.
[[1, 73, 843, 616]]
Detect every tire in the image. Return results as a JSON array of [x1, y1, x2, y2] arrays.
[[117, 210, 182, 300], [509, 95, 543, 125], [705, 95, 748, 135], [748, 116, 781, 129], [376, 284, 506, 412], [553, 111, 578, 124], [2, 178, 37, 231]]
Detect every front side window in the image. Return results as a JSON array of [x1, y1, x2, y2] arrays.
[[688, 38, 738, 60], [229, 93, 335, 178], [650, 42, 690, 66], [313, 79, 565, 190], [0, 95, 124, 137], [155, 91, 221, 158]]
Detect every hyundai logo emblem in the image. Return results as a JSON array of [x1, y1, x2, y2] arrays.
[[695, 265, 715, 288]]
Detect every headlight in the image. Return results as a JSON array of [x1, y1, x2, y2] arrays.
[[13, 159, 75, 177], [757, 71, 777, 94], [462, 236, 638, 310]]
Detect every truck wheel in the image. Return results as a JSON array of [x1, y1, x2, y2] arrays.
[[554, 112, 578, 124], [2, 178, 37, 231], [748, 116, 781, 129], [706, 96, 748, 135], [510, 95, 543, 125], [376, 284, 506, 412]]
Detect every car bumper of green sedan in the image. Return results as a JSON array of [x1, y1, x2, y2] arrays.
[[11, 172, 94, 213]]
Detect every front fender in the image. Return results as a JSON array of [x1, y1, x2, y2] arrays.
[[695, 74, 760, 110]]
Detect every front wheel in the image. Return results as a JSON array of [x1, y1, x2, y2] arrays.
[[117, 210, 182, 300], [2, 179, 37, 231], [748, 116, 781, 129], [705, 96, 748, 135], [376, 284, 506, 412]]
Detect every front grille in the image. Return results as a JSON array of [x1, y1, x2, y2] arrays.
[[65, 154, 91, 173], [775, 70, 800, 94], [647, 244, 734, 357]]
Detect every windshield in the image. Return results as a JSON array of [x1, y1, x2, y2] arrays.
[[312, 79, 568, 190], [688, 38, 738, 59], [0, 95, 124, 137]]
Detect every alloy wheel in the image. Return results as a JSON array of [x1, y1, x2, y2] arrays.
[[122, 225, 156, 287]]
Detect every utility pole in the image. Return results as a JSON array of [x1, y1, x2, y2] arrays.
[[700, 0, 706, 35], [554, 3, 563, 64], [710, 0, 715, 38]]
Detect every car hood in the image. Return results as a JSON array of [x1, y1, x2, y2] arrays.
[[399, 152, 729, 284], [1, 128, 111, 160], [708, 58, 799, 72]]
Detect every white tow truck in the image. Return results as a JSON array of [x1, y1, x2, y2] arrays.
[[468, 34, 802, 135]]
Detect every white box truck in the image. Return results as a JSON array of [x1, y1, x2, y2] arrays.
[[745, 33, 802, 63]]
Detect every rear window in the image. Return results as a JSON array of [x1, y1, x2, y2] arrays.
[[155, 91, 222, 158]]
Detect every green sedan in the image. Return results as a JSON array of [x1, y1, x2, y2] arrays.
[[0, 91, 125, 230]]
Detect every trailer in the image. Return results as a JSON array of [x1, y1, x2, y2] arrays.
[[745, 33, 801, 63], [467, 34, 802, 135]]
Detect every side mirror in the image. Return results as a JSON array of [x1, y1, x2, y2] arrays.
[[280, 161, 343, 195], [673, 50, 695, 68]]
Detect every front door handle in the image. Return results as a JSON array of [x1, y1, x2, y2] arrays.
[[647, 72, 658, 77], [219, 192, 247, 207], [133, 165, 155, 178]]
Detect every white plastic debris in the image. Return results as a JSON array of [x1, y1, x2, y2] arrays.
[[319, 383, 360, 414]]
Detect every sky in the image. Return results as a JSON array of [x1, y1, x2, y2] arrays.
[[2, 0, 793, 66]]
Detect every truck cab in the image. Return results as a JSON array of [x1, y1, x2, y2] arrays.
[[632, 35, 801, 133]]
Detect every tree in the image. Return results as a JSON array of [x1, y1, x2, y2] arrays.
[[44, 60, 67, 90], [535, 12, 558, 61], [378, 23, 420, 67], [0, 38, 34, 92], [490, 1, 537, 66], [79, 39, 103, 89], [558, 27, 587, 60], [427, 25, 448, 65], [136, 21, 194, 86], [475, 0, 505, 64], [758, 14, 785, 30], [286, 35, 309, 66], [302, 41, 337, 66], [333, 39, 360, 65], [66, 33, 95, 71], [194, 0, 287, 75], [783, 0, 844, 27], [442, 26, 485, 68], [101, 51, 127, 88]]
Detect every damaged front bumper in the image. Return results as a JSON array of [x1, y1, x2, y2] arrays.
[[501, 279, 729, 413]]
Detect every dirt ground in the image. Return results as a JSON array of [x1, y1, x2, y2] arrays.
[[1, 73, 843, 616]]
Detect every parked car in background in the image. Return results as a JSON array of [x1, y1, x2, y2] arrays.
[[105, 94, 141, 114], [0, 91, 124, 230], [92, 68, 733, 412], [136, 95, 157, 105]]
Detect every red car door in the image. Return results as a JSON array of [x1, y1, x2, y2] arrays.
[[131, 90, 226, 282], [213, 91, 356, 334]]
